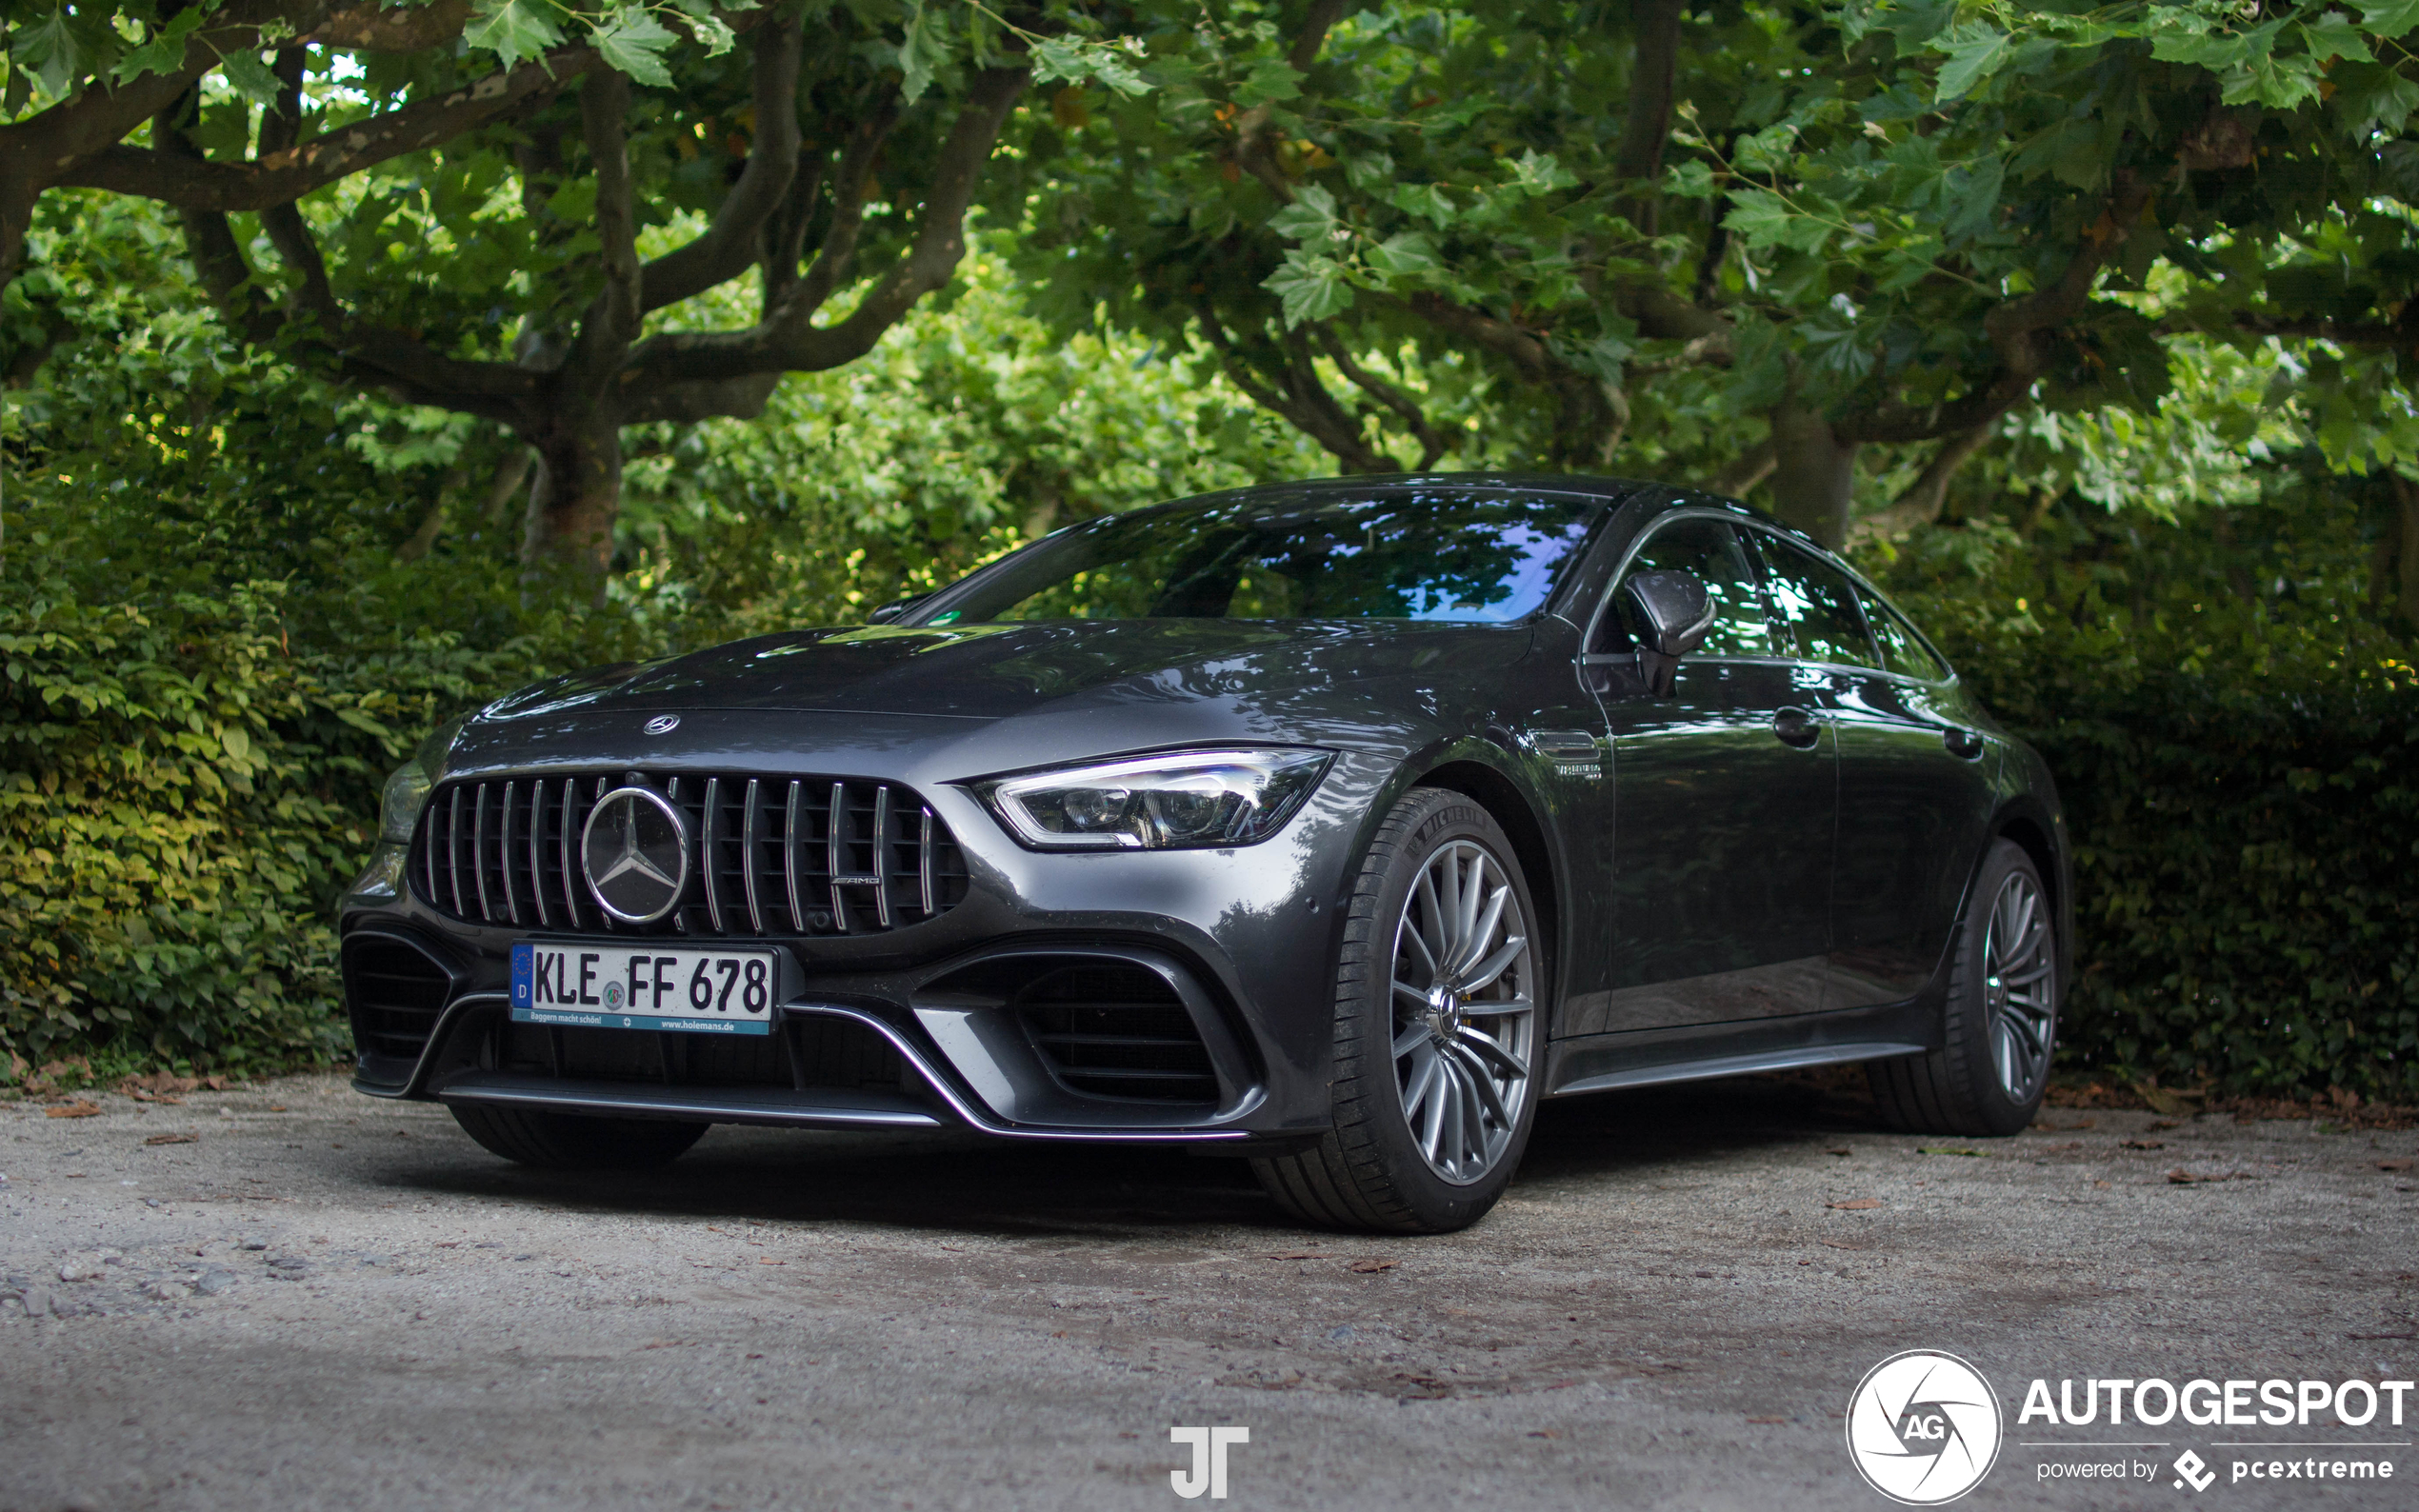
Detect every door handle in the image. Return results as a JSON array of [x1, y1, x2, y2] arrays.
[[1943, 726, 1987, 760], [1771, 706, 1822, 748]]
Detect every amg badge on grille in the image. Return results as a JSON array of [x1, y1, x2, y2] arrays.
[[581, 786, 690, 923]]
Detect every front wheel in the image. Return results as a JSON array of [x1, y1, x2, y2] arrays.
[[1868, 838, 2059, 1136], [1252, 788, 1543, 1234]]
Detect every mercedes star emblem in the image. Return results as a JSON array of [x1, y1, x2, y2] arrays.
[[644, 714, 681, 735], [580, 786, 690, 923]]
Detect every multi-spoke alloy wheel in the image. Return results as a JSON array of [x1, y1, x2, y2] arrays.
[[1389, 839, 1534, 1184], [1250, 787, 1544, 1233], [1983, 868, 2055, 1104], [1868, 837, 2060, 1138]]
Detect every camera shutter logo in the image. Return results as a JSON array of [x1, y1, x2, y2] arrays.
[[581, 786, 690, 924], [1845, 1350, 2004, 1504]]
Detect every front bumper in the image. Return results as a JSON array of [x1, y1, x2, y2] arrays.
[[337, 742, 1405, 1148]]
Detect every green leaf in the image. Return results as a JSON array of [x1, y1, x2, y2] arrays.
[[2353, 0, 2419, 40], [1267, 185, 1340, 244], [1264, 249, 1353, 327], [899, 1, 943, 104], [1508, 149, 1574, 195], [667, 0, 737, 57], [220, 725, 251, 763], [1666, 160, 1718, 200], [2299, 11, 2375, 64], [594, 10, 677, 89], [1723, 189, 1831, 255], [1366, 231, 1439, 276], [218, 50, 282, 109], [1232, 56, 1301, 108], [465, 0, 566, 71], [1929, 23, 2011, 102], [110, 9, 201, 87], [17, 7, 86, 98]]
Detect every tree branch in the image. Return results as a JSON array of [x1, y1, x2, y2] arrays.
[[1848, 423, 1998, 544], [625, 67, 1026, 386], [57, 47, 598, 211], [639, 16, 803, 312], [1229, 0, 1348, 204], [1612, 0, 1685, 235], [1197, 307, 1388, 472], [310, 0, 469, 52], [563, 69, 642, 417], [1311, 324, 1449, 468], [776, 97, 898, 325]]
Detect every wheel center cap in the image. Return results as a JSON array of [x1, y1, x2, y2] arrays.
[[1426, 985, 1463, 1041]]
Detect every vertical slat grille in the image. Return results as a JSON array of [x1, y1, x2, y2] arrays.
[[412, 769, 970, 938]]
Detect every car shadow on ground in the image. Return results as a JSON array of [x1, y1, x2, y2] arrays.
[[372, 1070, 1889, 1238]]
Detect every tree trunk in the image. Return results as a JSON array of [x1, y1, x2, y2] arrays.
[[2395, 475, 2419, 627], [521, 422, 623, 580], [1767, 403, 1858, 548]]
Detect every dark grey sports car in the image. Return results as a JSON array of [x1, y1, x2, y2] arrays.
[[341, 475, 2068, 1233]]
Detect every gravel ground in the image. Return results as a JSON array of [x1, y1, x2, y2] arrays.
[[1, 1071, 2413, 1511]]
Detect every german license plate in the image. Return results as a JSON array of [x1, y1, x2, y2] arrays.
[[510, 942, 777, 1036]]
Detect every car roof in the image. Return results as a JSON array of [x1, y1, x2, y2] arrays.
[[1126, 472, 1809, 544]]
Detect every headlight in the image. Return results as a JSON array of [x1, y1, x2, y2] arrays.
[[379, 760, 434, 844], [980, 748, 1332, 850]]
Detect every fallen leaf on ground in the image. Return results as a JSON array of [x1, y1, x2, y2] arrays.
[[2378, 1159, 2414, 1172], [1349, 1259, 1397, 1274], [1917, 1146, 1983, 1157], [2166, 1168, 2245, 1184], [1825, 1147, 1851, 1157], [143, 1133, 198, 1145], [2121, 1139, 2165, 1150], [1266, 1251, 1330, 1261], [45, 1103, 101, 1119], [1828, 1199, 1883, 1210], [756, 1258, 785, 1265], [1527, 1428, 1563, 1439]]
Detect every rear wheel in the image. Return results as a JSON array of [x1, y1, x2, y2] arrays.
[[1252, 788, 1542, 1234], [1868, 838, 2058, 1136], [449, 1104, 708, 1169]]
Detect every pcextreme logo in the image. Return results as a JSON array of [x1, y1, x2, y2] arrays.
[[1846, 1350, 2007, 1505]]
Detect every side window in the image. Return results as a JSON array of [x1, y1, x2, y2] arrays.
[[1593, 518, 1775, 658], [1749, 533, 1881, 669], [1859, 588, 1951, 682]]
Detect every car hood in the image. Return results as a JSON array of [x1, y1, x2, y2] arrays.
[[480, 619, 1532, 726]]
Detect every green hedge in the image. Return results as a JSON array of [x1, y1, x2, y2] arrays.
[[6, 584, 2414, 1102], [0, 584, 529, 1075], [1940, 627, 2419, 1103]]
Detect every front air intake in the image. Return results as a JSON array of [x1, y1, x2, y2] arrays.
[[342, 932, 456, 1080], [1012, 962, 1221, 1105]]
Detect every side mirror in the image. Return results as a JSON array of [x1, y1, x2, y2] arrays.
[[1619, 570, 1714, 696], [868, 594, 930, 626]]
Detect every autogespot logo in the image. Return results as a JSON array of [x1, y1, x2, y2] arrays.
[[1847, 1350, 2006, 1505]]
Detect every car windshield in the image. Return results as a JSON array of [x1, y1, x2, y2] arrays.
[[917, 487, 1603, 626]]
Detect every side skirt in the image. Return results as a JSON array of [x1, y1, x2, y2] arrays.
[[1542, 997, 1938, 1099]]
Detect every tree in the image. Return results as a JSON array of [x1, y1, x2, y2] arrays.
[[1023, 0, 2419, 571], [6, 1, 1153, 574]]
